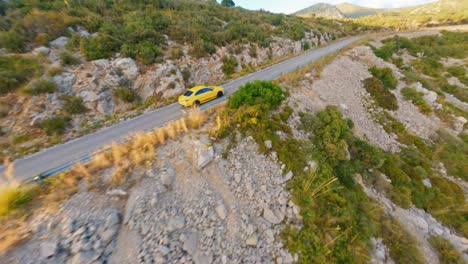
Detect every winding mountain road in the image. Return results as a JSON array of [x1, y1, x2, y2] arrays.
[[1, 36, 360, 182]]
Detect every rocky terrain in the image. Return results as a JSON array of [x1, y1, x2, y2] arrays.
[[2, 131, 303, 264]]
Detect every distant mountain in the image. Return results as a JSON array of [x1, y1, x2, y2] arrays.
[[294, 0, 468, 27], [335, 3, 383, 18], [294, 3, 344, 19]]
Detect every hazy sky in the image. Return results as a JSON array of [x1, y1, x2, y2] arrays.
[[233, 0, 438, 14]]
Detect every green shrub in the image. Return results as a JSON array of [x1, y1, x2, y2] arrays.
[[136, 41, 162, 65], [0, 31, 26, 52], [0, 55, 42, 94], [39, 116, 71, 135], [10, 134, 30, 145], [401, 87, 432, 114], [429, 235, 465, 264], [59, 52, 80, 66], [370, 67, 397, 90], [114, 87, 138, 103], [412, 57, 443, 78], [222, 56, 238, 76], [228, 81, 285, 109], [81, 34, 120, 60], [433, 131, 468, 181], [364, 77, 398, 111], [60, 95, 88, 115], [440, 83, 468, 103], [303, 41, 311, 51], [23, 79, 57, 95], [381, 217, 425, 264], [447, 65, 466, 78], [0, 185, 35, 216], [169, 47, 184, 60]]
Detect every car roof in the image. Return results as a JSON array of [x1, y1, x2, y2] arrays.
[[188, 86, 210, 92]]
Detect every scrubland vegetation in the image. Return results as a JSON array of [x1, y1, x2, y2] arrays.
[[0, 0, 356, 65], [373, 31, 468, 130], [216, 81, 428, 263]]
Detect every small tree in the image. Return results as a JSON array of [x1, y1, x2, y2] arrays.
[[221, 0, 235, 7]]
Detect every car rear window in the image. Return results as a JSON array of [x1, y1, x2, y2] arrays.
[[184, 91, 193, 96]]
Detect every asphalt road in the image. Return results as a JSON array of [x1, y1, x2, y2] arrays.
[[1, 36, 360, 182]]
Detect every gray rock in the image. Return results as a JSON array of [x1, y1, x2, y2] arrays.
[[157, 245, 170, 256], [50, 36, 69, 48], [423, 91, 438, 103], [100, 228, 116, 243], [105, 211, 121, 227], [113, 58, 139, 80], [93, 59, 110, 68], [106, 189, 128, 196], [422, 178, 432, 188], [264, 140, 272, 149], [283, 171, 293, 182], [182, 232, 198, 255], [215, 203, 227, 220], [234, 173, 241, 183], [263, 207, 282, 224], [40, 241, 57, 259], [197, 145, 215, 169], [33, 46, 50, 55], [246, 233, 258, 247], [195, 251, 213, 264], [161, 165, 176, 188], [53, 72, 76, 94], [79, 90, 99, 102], [69, 250, 100, 264]]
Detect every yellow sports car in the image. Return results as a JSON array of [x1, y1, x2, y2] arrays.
[[178, 86, 224, 107]]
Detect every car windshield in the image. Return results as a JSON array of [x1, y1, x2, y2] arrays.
[[183, 91, 193, 96]]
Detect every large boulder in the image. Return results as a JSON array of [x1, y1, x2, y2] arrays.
[[50, 36, 69, 48], [113, 58, 139, 80], [53, 72, 76, 94], [33, 46, 50, 55]]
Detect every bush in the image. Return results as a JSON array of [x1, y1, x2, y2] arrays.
[[222, 56, 238, 76], [364, 77, 398, 111], [169, 47, 184, 60], [59, 52, 80, 66], [81, 34, 120, 60], [440, 83, 468, 103], [23, 79, 57, 95], [60, 95, 88, 115], [429, 235, 465, 264], [39, 116, 71, 135], [0, 31, 26, 52], [0, 55, 42, 94], [303, 41, 311, 51], [114, 87, 138, 103], [0, 185, 35, 216], [401, 87, 432, 114], [370, 67, 397, 90], [447, 65, 466, 78], [228, 81, 285, 109]]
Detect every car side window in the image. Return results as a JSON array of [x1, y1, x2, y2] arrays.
[[196, 88, 211, 95]]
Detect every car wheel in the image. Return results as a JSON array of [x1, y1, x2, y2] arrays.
[[194, 100, 201, 106], [217, 91, 224, 98]]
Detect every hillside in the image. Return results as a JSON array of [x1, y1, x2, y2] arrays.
[[356, 0, 468, 28], [294, 3, 344, 19], [1, 29, 467, 263], [0, 0, 363, 161], [335, 3, 382, 18], [295, 0, 468, 28]]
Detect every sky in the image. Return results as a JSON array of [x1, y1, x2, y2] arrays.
[[232, 0, 438, 14]]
